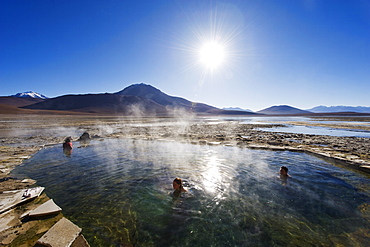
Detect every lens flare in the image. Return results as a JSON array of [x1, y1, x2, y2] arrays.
[[199, 41, 226, 69], [167, 3, 246, 86]]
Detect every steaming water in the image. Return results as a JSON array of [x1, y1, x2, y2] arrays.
[[13, 139, 370, 246]]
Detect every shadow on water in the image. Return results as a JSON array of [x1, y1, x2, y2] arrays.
[[12, 139, 370, 246]]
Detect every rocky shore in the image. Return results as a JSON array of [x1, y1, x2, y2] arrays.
[[1, 115, 370, 246]]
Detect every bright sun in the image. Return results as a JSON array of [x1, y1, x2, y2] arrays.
[[198, 41, 226, 69]]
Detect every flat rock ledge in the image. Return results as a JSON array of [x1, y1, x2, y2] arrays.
[[36, 217, 85, 247]]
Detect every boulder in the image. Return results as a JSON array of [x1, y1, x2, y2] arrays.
[[78, 132, 91, 144]]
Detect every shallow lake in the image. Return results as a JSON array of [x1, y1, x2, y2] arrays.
[[207, 116, 370, 138], [13, 139, 370, 246], [258, 125, 370, 138]]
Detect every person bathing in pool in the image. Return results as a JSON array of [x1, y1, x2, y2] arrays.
[[279, 166, 291, 179], [173, 178, 187, 197], [63, 137, 73, 156]]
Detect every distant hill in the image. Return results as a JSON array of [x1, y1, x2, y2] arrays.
[[0, 103, 91, 115], [257, 105, 311, 115], [0, 103, 31, 114], [115, 84, 258, 115], [222, 107, 253, 112], [115, 83, 219, 113], [22, 94, 168, 115], [12, 91, 48, 99], [0, 96, 45, 107], [308, 105, 370, 113]]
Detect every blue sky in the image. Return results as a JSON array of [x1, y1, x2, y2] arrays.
[[1, 0, 369, 111]]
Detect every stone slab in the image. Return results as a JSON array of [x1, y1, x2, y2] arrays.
[[360, 165, 370, 171], [0, 209, 18, 232], [0, 187, 44, 213], [21, 178, 36, 184], [37, 217, 82, 247], [71, 235, 90, 247], [21, 199, 62, 218]]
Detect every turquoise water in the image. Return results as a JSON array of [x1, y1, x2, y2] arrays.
[[13, 139, 370, 246]]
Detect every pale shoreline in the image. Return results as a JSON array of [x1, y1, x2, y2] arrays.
[[1, 114, 370, 245]]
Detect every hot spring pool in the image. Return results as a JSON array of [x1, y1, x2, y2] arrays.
[[13, 138, 370, 246]]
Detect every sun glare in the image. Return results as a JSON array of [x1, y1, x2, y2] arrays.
[[199, 41, 226, 69], [171, 4, 245, 82]]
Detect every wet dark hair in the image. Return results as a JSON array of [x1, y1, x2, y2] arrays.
[[280, 166, 288, 173], [173, 178, 183, 188], [173, 178, 182, 184], [64, 137, 72, 143]]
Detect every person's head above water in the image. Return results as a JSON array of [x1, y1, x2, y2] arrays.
[[279, 166, 289, 177], [173, 178, 187, 192], [64, 137, 72, 143]]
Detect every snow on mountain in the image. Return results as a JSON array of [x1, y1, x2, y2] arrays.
[[12, 91, 48, 99]]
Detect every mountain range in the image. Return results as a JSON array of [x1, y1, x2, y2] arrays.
[[1, 84, 369, 116], [1, 84, 258, 116], [20, 84, 256, 116]]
